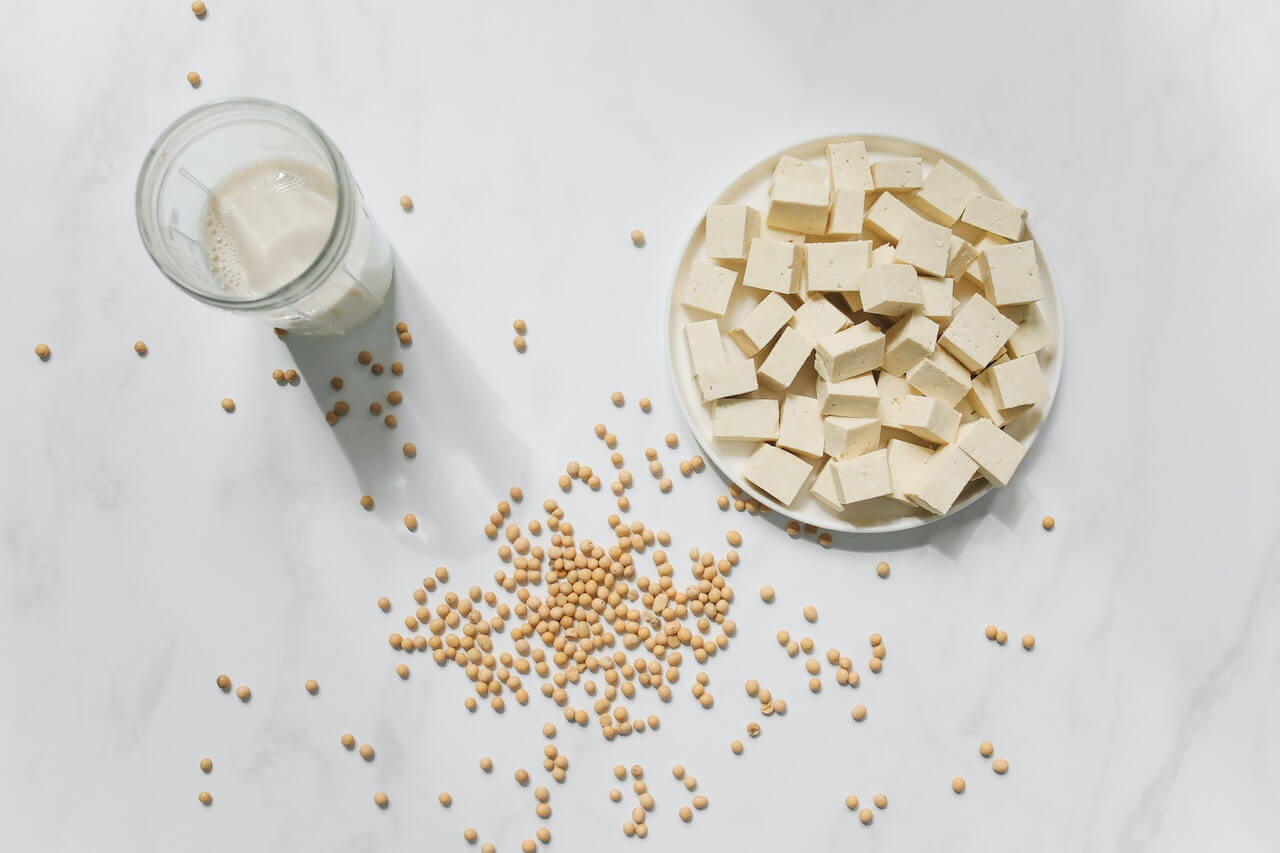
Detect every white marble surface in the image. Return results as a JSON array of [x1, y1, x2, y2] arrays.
[[2, 1, 1278, 850]]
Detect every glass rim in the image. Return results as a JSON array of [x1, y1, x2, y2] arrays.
[[134, 97, 354, 310]]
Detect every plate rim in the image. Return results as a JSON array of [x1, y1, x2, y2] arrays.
[[663, 133, 1065, 534]]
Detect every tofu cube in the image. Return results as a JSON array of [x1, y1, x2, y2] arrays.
[[767, 177, 831, 235], [876, 373, 913, 428], [956, 418, 1027, 486], [960, 195, 1025, 241], [827, 141, 873, 191], [731, 292, 794, 357], [791, 293, 851, 340], [1006, 302, 1051, 358], [804, 241, 871, 292], [815, 321, 885, 382], [824, 416, 881, 459], [980, 241, 1044, 306], [743, 238, 803, 294], [863, 191, 920, 244], [833, 448, 893, 503], [809, 459, 846, 511], [712, 398, 780, 442], [684, 319, 726, 376], [773, 155, 828, 186], [826, 189, 865, 235], [963, 234, 1009, 286], [896, 395, 961, 445], [742, 443, 813, 505], [989, 354, 1049, 409], [858, 264, 924, 317], [885, 438, 934, 505], [757, 325, 814, 390], [967, 368, 1027, 427], [681, 259, 739, 316], [705, 204, 762, 262], [908, 444, 978, 515], [919, 276, 954, 322], [882, 311, 939, 377], [870, 243, 897, 267], [777, 394, 825, 457], [894, 217, 951, 277], [697, 360, 758, 401], [914, 159, 979, 226], [946, 235, 979, 278], [871, 158, 923, 191], [817, 372, 879, 417], [905, 346, 972, 407], [939, 294, 1017, 372]]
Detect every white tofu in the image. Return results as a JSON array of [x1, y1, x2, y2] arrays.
[[705, 204, 762, 262], [989, 354, 1049, 409], [773, 155, 827, 186], [791, 293, 851, 340], [814, 321, 885, 382], [876, 373, 913, 428], [908, 444, 978, 515], [980, 241, 1044, 306], [833, 448, 893, 503], [742, 443, 813, 505], [858, 264, 924, 317], [826, 141, 873, 191], [894, 217, 951, 277], [824, 416, 881, 459], [870, 243, 897, 267], [963, 234, 1009, 286], [967, 368, 1026, 427], [919, 276, 954, 322], [809, 459, 846, 511], [684, 319, 726, 376], [817, 373, 879, 417], [882, 311, 938, 376], [863, 192, 920, 244], [956, 418, 1027, 486], [713, 398, 780, 442], [905, 346, 972, 407], [839, 291, 863, 314], [743, 238, 803, 294], [998, 303, 1033, 324], [681, 259, 739, 316], [896, 395, 961, 445], [767, 177, 831, 236], [777, 394, 824, 458], [1006, 302, 1051, 358], [757, 325, 814, 390], [731, 292, 794, 357], [914, 160, 979, 226], [939, 294, 1017, 372], [871, 158, 923, 191], [804, 241, 871, 292], [960, 195, 1025, 241], [826, 189, 865, 235], [946, 235, 979, 279], [885, 438, 934, 505], [697, 360, 758, 401]]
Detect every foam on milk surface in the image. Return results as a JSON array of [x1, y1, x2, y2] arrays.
[[201, 158, 338, 297]]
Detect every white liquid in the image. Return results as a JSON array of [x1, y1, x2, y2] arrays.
[[202, 158, 337, 297], [201, 158, 393, 333]]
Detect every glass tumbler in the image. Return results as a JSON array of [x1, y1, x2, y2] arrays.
[[136, 98, 394, 334]]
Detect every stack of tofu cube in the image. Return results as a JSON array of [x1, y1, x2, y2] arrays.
[[681, 141, 1051, 516]]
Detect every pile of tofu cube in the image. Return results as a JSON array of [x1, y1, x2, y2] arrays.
[[681, 141, 1051, 517]]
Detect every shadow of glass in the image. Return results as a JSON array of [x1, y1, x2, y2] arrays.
[[283, 254, 533, 551]]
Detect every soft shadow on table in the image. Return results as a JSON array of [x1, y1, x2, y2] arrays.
[[284, 254, 532, 545]]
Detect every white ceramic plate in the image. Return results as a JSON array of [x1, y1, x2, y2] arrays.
[[665, 135, 1064, 533]]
